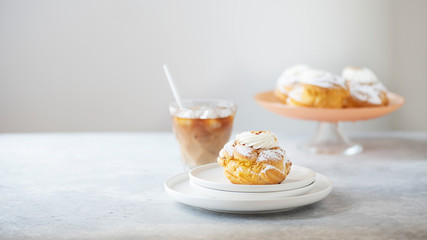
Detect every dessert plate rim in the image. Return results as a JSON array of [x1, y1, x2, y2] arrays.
[[189, 163, 315, 193], [189, 179, 316, 200], [164, 172, 333, 214]]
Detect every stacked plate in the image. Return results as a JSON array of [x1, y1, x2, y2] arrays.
[[164, 163, 333, 214]]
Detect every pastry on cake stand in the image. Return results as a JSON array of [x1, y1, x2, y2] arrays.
[[254, 91, 405, 155]]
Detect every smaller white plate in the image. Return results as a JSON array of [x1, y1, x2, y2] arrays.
[[189, 180, 315, 200], [165, 172, 332, 213], [189, 163, 315, 193]]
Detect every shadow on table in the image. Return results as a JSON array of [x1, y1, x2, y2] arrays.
[[352, 135, 427, 160], [179, 190, 350, 220]]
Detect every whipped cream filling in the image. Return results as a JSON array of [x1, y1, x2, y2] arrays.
[[342, 67, 378, 84], [236, 131, 278, 149]]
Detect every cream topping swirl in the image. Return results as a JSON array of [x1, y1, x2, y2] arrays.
[[342, 67, 378, 84], [236, 131, 278, 149]]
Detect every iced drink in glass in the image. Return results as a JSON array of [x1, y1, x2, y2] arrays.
[[169, 100, 237, 169]]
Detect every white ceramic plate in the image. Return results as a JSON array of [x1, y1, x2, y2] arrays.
[[189, 180, 315, 200], [189, 163, 315, 193], [165, 172, 333, 214]]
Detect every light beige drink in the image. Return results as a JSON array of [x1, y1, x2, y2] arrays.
[[169, 100, 237, 169]]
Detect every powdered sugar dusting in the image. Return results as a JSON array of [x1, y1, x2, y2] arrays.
[[258, 148, 285, 161], [219, 149, 225, 158], [342, 67, 378, 84], [300, 69, 346, 88], [276, 65, 311, 93], [349, 82, 387, 104], [234, 144, 254, 157], [223, 140, 235, 157]]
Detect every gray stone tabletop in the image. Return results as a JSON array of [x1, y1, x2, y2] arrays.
[[0, 132, 427, 240]]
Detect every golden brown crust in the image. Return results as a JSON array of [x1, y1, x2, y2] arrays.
[[287, 84, 350, 109]]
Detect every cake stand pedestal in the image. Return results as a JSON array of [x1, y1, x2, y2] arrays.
[[300, 122, 362, 155], [254, 91, 404, 155]]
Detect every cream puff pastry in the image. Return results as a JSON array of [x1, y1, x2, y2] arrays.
[[342, 67, 389, 107], [217, 131, 292, 185]]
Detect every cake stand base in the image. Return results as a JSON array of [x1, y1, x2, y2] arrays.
[[299, 122, 363, 155]]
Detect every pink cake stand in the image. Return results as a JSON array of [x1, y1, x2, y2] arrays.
[[254, 91, 405, 155]]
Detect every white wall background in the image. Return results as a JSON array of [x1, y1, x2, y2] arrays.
[[1, 0, 426, 134]]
